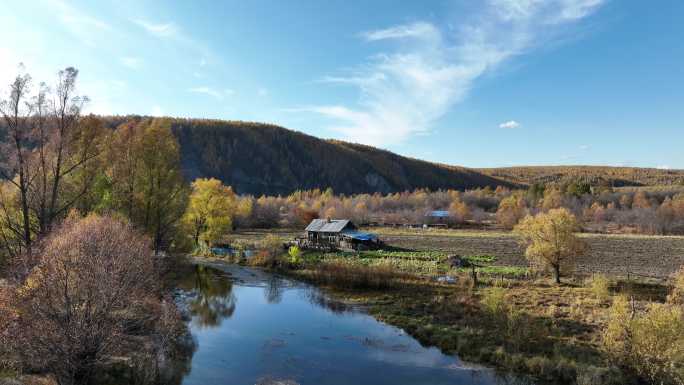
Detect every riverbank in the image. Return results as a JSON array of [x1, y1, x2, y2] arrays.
[[197, 248, 672, 385], [281, 268, 623, 384]]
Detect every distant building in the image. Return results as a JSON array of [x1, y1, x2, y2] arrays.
[[301, 219, 380, 251], [425, 210, 450, 218], [424, 210, 451, 227]]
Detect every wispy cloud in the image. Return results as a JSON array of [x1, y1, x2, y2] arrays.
[[499, 120, 520, 129], [302, 0, 604, 146], [188, 86, 229, 99], [131, 18, 178, 38], [579, 144, 591, 150], [120, 56, 142, 69], [361, 22, 439, 42], [257, 87, 269, 96], [47, 0, 110, 46], [657, 165, 671, 170]]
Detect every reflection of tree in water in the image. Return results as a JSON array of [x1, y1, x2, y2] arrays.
[[183, 265, 237, 328], [304, 287, 351, 315], [264, 276, 284, 304]]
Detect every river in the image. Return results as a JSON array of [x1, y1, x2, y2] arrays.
[[171, 262, 532, 385]]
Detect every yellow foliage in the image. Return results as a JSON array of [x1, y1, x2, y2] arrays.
[[603, 295, 684, 384], [183, 178, 238, 247], [496, 195, 528, 229], [513, 208, 586, 284]]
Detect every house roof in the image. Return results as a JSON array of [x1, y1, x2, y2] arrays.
[[305, 219, 352, 233], [341, 231, 377, 241], [426, 210, 451, 218]]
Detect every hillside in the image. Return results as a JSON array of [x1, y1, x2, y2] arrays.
[[478, 166, 684, 187], [165, 119, 514, 195]]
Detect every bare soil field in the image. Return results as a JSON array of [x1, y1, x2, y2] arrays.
[[368, 228, 684, 279], [231, 227, 684, 280]]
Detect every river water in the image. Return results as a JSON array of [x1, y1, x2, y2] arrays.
[[172, 263, 532, 385]]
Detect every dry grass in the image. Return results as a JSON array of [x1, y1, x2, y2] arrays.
[[308, 260, 412, 290]]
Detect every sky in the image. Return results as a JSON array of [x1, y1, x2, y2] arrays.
[[0, 0, 682, 169]]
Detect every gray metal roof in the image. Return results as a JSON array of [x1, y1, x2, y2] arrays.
[[305, 219, 353, 233]]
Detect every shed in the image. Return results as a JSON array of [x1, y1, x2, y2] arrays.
[[302, 219, 380, 250]]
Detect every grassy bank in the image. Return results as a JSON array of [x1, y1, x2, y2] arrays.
[[200, 228, 684, 384], [223, 245, 675, 384]]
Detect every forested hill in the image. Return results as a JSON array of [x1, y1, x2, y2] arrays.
[[164, 118, 514, 195], [94, 117, 510, 195], [478, 166, 684, 187]]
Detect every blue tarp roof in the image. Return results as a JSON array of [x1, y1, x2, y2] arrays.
[[426, 210, 450, 217], [341, 231, 378, 241]]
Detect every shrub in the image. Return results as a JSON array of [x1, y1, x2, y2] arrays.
[[481, 287, 507, 315], [668, 266, 684, 305], [603, 295, 684, 384], [288, 245, 302, 265], [587, 274, 611, 303], [6, 214, 163, 385], [250, 235, 284, 267]]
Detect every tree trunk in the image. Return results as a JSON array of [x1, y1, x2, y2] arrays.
[[553, 264, 561, 284]]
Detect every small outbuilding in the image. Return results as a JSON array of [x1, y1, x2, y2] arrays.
[[302, 219, 380, 251]]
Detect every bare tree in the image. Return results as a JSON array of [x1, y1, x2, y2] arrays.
[[0, 66, 103, 264], [0, 68, 35, 257], [8, 214, 158, 385]]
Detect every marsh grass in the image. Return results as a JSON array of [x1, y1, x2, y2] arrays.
[[309, 260, 412, 290]]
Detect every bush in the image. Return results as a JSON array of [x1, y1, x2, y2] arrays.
[[587, 274, 611, 303], [481, 287, 507, 315], [288, 245, 302, 266], [5, 214, 165, 385], [250, 235, 284, 267], [603, 295, 684, 384], [668, 266, 684, 305]]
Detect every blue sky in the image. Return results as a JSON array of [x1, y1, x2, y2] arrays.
[[1, 0, 682, 169]]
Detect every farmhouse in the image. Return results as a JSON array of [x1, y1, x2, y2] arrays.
[[301, 218, 380, 250], [424, 210, 450, 227]]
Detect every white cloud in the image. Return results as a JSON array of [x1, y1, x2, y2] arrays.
[[361, 22, 440, 42], [47, 0, 110, 46], [120, 56, 141, 69], [657, 165, 671, 170], [579, 144, 590, 150], [188, 86, 227, 99], [257, 88, 269, 96], [303, 0, 604, 146], [499, 120, 520, 129], [131, 18, 178, 38]]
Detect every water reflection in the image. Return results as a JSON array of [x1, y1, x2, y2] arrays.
[[174, 264, 535, 385], [177, 264, 237, 328], [264, 276, 285, 304]]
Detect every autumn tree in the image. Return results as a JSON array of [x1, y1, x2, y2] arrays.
[[496, 195, 528, 229], [540, 186, 564, 211], [183, 178, 239, 247], [106, 118, 187, 252], [448, 192, 471, 224], [136, 119, 187, 253], [632, 191, 652, 209], [514, 208, 586, 284]]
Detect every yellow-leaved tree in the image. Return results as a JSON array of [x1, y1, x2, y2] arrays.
[[514, 208, 586, 284], [183, 178, 238, 248]]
